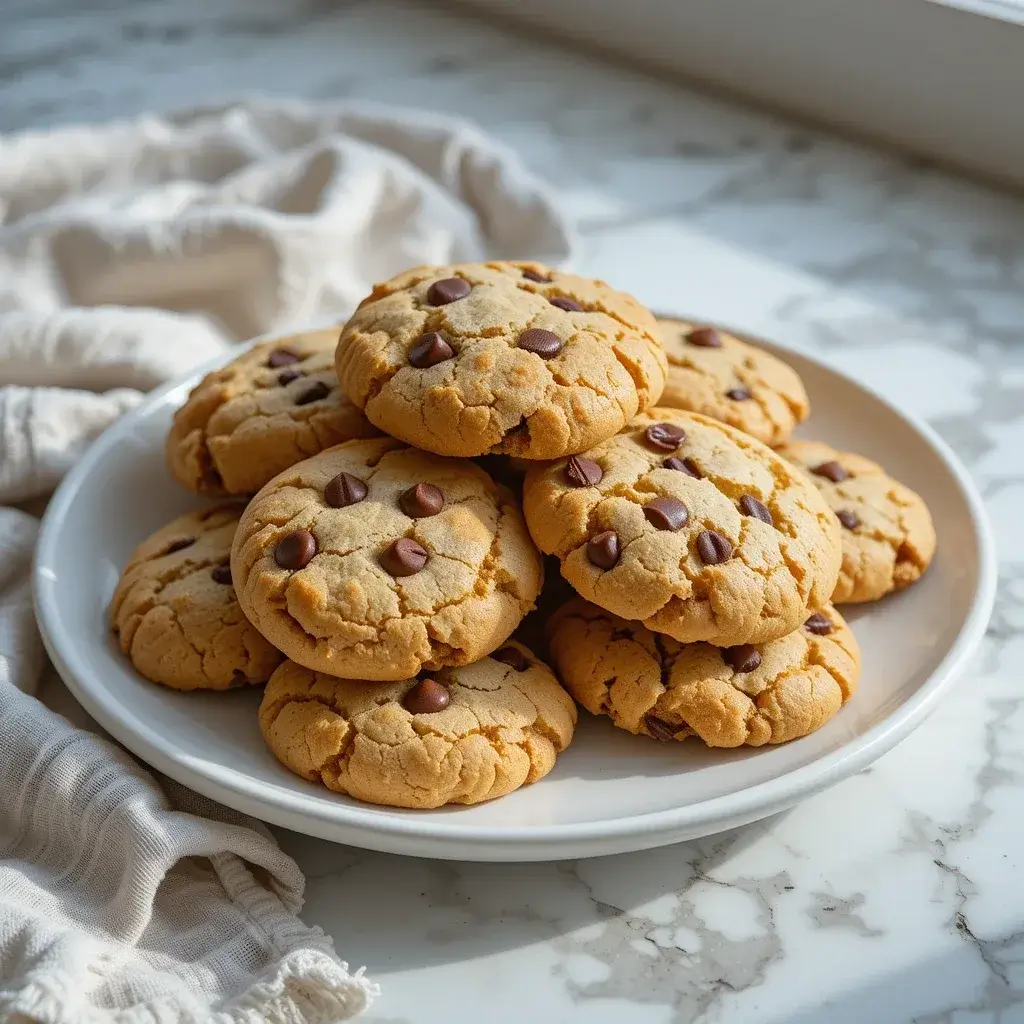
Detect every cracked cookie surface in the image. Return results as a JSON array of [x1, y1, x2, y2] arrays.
[[232, 437, 544, 680], [259, 643, 576, 808], [776, 440, 936, 603], [523, 408, 842, 646], [548, 599, 858, 747], [336, 261, 667, 459], [656, 318, 809, 445], [111, 504, 283, 690], [167, 327, 378, 495]]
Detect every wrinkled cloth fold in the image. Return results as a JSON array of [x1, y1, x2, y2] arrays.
[[0, 96, 572, 1022]]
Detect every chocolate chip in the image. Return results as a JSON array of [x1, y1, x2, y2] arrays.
[[400, 483, 444, 518], [277, 370, 301, 386], [163, 538, 195, 554], [380, 537, 428, 577], [267, 347, 300, 368], [696, 530, 733, 565], [295, 381, 330, 405], [211, 564, 232, 585], [564, 456, 603, 487], [804, 612, 833, 635], [837, 509, 860, 530], [643, 497, 689, 531], [814, 460, 849, 483], [663, 456, 701, 478], [550, 296, 583, 312], [687, 326, 722, 348], [493, 646, 528, 671], [522, 268, 551, 283], [645, 422, 686, 452], [739, 494, 773, 525], [518, 328, 563, 358], [645, 714, 678, 742], [275, 530, 316, 570], [724, 644, 761, 673], [403, 678, 450, 714], [726, 387, 752, 401], [409, 331, 455, 368], [427, 277, 470, 305], [324, 472, 367, 508], [587, 530, 620, 570]]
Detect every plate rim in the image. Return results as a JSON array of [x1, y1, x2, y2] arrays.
[[33, 319, 998, 857]]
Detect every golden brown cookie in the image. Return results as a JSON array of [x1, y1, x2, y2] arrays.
[[548, 599, 859, 747], [523, 409, 841, 646], [111, 504, 283, 691], [656, 318, 809, 445], [259, 643, 576, 808], [336, 261, 667, 459], [776, 440, 936, 603], [167, 328, 378, 495], [232, 438, 544, 681]]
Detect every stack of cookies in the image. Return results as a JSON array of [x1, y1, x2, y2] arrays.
[[111, 262, 936, 810]]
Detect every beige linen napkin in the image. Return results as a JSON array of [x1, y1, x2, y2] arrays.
[[0, 97, 572, 1023]]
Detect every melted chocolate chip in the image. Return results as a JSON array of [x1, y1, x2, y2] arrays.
[[275, 530, 317, 570], [427, 277, 471, 305], [295, 381, 330, 405], [644, 422, 686, 452], [379, 537, 428, 577], [267, 347, 300, 368], [726, 387, 752, 401], [403, 678, 450, 714], [522, 268, 551, 283], [643, 497, 689, 531], [724, 644, 761, 673], [813, 460, 849, 483], [277, 369, 301, 387], [804, 612, 833, 635], [409, 332, 455, 368], [324, 472, 367, 508], [837, 509, 860, 530], [587, 530, 620, 570], [564, 456, 603, 487], [663, 456, 701, 478], [493, 646, 528, 671], [211, 564, 232, 584], [549, 296, 583, 312], [687, 326, 722, 348], [695, 530, 733, 565], [400, 483, 444, 518], [739, 494, 773, 525], [518, 328, 563, 358], [644, 715, 678, 742]]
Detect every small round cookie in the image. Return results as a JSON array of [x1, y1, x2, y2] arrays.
[[523, 408, 842, 646], [336, 261, 667, 459], [232, 437, 544, 680], [259, 643, 576, 808], [110, 504, 283, 691], [655, 319, 809, 445], [167, 328, 378, 495], [776, 440, 936, 604], [548, 599, 859, 747]]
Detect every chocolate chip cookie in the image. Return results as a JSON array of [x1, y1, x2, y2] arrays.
[[523, 409, 841, 646], [548, 599, 859, 747], [111, 504, 283, 690], [776, 440, 936, 603], [655, 318, 809, 445], [259, 643, 576, 808], [167, 328, 378, 495], [336, 261, 667, 459], [232, 437, 544, 680]]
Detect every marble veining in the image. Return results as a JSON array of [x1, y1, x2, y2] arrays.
[[5, 1, 1024, 1021]]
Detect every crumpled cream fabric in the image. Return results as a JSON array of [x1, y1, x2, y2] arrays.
[[0, 98, 573, 1023]]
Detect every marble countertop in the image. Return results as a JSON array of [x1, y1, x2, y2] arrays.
[[4, 1, 1023, 1021]]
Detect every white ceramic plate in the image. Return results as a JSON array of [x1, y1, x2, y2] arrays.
[[34, 326, 996, 861]]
